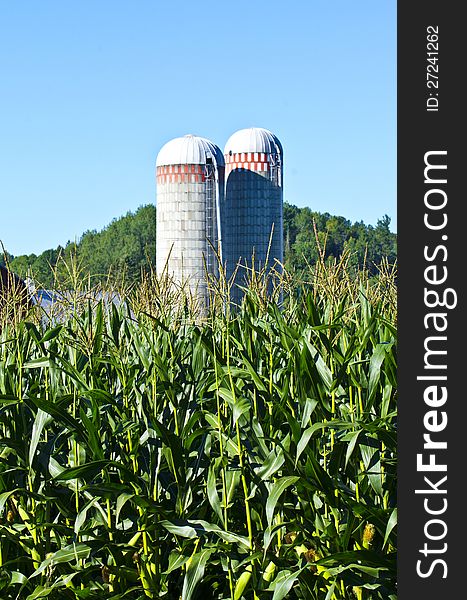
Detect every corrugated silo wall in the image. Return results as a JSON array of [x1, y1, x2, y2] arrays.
[[222, 152, 283, 304], [156, 163, 224, 302]]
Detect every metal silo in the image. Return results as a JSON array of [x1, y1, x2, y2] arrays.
[[223, 127, 283, 302], [156, 134, 224, 302]]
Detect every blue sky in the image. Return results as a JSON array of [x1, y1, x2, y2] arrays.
[[0, 1, 396, 257]]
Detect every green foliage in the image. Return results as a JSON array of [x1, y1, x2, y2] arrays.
[[284, 205, 396, 276], [4, 205, 156, 288], [0, 261, 397, 599], [4, 204, 396, 289]]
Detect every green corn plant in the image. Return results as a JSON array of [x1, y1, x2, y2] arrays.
[[0, 251, 396, 599]]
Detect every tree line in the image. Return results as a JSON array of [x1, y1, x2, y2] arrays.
[[2, 203, 396, 288]]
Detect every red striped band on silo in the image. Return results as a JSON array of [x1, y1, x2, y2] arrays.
[[156, 164, 206, 184], [224, 152, 270, 176]]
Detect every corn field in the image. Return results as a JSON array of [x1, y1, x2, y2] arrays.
[[0, 258, 397, 599]]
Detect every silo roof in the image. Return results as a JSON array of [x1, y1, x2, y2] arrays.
[[224, 127, 283, 156], [156, 134, 225, 167]]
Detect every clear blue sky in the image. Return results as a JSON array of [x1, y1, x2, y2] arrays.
[[0, 1, 396, 257]]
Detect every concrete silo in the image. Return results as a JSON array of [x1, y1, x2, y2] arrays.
[[222, 127, 283, 302], [156, 134, 224, 301]]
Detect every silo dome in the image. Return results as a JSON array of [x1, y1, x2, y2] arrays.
[[156, 134, 225, 167], [224, 127, 282, 156], [156, 134, 225, 304]]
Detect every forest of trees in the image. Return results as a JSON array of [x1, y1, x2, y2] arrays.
[[2, 203, 396, 288]]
